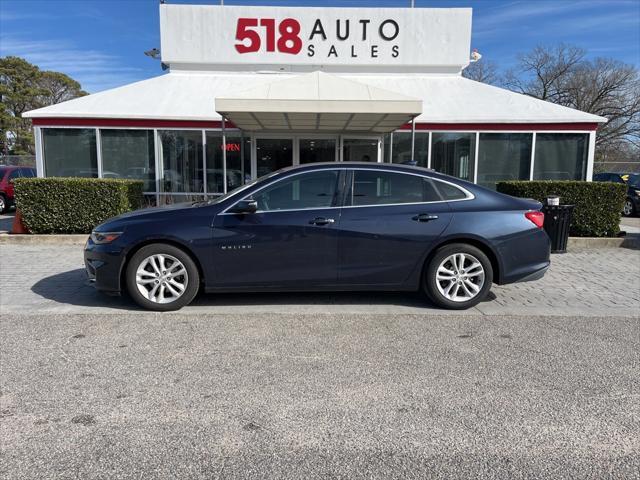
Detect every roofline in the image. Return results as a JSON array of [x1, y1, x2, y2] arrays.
[[27, 117, 601, 131]]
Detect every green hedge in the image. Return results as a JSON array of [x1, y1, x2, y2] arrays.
[[14, 177, 144, 234], [496, 180, 627, 237]]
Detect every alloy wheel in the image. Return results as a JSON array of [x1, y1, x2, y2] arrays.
[[435, 253, 485, 302], [623, 200, 633, 216], [136, 254, 188, 304]]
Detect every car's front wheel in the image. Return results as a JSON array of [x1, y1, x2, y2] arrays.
[[623, 198, 635, 217], [126, 243, 200, 311], [0, 195, 6, 214], [423, 243, 493, 310]]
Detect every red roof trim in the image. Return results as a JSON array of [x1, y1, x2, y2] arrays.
[[30, 118, 599, 132], [30, 118, 229, 129], [399, 122, 599, 131]]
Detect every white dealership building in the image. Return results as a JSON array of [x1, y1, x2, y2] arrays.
[[24, 4, 606, 203]]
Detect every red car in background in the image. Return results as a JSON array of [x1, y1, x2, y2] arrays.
[[0, 166, 37, 214]]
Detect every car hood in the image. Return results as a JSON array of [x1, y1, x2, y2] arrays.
[[94, 201, 222, 231]]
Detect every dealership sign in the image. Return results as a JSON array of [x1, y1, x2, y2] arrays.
[[160, 5, 472, 71]]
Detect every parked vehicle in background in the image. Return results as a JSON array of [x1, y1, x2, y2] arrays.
[[85, 163, 551, 311], [622, 174, 640, 216], [0, 166, 37, 213], [593, 172, 640, 216]]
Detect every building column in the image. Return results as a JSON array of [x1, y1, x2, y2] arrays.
[[586, 131, 596, 181], [34, 127, 44, 177]]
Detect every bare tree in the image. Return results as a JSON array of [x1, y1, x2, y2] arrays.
[[462, 60, 500, 85], [504, 44, 640, 151], [503, 44, 586, 101]]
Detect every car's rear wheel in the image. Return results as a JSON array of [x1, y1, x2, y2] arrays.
[[0, 195, 6, 214], [423, 243, 493, 310], [623, 198, 635, 217], [126, 243, 199, 311]]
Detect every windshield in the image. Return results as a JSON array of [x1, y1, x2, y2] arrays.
[[628, 174, 640, 188]]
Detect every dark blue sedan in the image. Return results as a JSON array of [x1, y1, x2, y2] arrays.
[[85, 162, 550, 311]]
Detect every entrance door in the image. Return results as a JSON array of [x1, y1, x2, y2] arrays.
[[299, 138, 337, 164], [342, 137, 380, 162], [255, 138, 293, 178]]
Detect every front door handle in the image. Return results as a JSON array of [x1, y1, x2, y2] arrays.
[[412, 213, 439, 222], [309, 217, 335, 226]]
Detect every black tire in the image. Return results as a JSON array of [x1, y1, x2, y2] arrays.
[[423, 243, 493, 310], [622, 198, 635, 217], [125, 243, 200, 311], [0, 195, 6, 214]]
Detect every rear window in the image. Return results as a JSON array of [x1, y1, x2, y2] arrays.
[[349, 170, 440, 206], [433, 180, 468, 200]]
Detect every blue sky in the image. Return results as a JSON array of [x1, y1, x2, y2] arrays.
[[1, 0, 639, 93]]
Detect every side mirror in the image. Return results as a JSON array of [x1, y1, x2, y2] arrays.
[[229, 199, 257, 214]]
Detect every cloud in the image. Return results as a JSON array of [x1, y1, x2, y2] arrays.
[[0, 36, 147, 93], [473, 0, 637, 39]]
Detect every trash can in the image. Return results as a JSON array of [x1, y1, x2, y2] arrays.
[[542, 203, 575, 254]]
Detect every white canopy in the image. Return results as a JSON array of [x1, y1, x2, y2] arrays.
[[215, 71, 422, 133], [24, 71, 607, 125]]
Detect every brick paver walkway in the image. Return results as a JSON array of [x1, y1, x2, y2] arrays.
[[1, 244, 639, 317]]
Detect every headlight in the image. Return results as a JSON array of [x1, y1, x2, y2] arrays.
[[635, 190, 640, 197], [90, 231, 122, 244]]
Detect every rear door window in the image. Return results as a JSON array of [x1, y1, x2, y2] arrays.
[[349, 170, 440, 206]]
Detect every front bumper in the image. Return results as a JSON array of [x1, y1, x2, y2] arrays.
[[84, 239, 126, 295]]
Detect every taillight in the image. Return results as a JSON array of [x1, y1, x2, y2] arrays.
[[525, 211, 545, 228]]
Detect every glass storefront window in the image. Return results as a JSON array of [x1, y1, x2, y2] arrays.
[[389, 131, 429, 167], [533, 133, 588, 180], [158, 130, 203, 193], [299, 138, 336, 164], [431, 132, 476, 181], [477, 133, 532, 189], [343, 138, 378, 162], [100, 129, 155, 191], [256, 138, 293, 178], [206, 132, 251, 194], [43, 128, 97, 177]]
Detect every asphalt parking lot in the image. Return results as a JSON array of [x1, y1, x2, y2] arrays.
[[1, 239, 639, 478], [2, 312, 639, 479]]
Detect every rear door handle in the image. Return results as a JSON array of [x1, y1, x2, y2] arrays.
[[309, 217, 335, 226], [412, 214, 439, 222]]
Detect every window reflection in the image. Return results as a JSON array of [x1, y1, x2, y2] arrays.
[[477, 133, 532, 189], [533, 133, 588, 180], [431, 132, 476, 181], [158, 130, 203, 193], [101, 129, 155, 191], [43, 128, 97, 177]]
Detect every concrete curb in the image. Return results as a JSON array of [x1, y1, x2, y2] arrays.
[[0, 233, 87, 246], [567, 235, 640, 251]]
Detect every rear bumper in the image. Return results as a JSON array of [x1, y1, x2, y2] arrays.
[[84, 240, 125, 295], [496, 228, 551, 285], [513, 263, 549, 283]]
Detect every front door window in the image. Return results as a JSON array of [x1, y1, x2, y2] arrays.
[[343, 138, 379, 162], [256, 138, 293, 178], [251, 170, 339, 212]]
